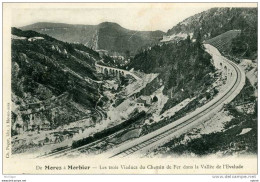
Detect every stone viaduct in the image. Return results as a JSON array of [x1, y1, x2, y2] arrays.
[[95, 63, 141, 80], [204, 44, 234, 80], [96, 44, 234, 82]]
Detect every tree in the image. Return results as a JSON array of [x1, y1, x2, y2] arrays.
[[152, 96, 158, 102], [168, 68, 177, 89], [125, 50, 130, 58], [186, 35, 191, 44], [196, 30, 202, 48]]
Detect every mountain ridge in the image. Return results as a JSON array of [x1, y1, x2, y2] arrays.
[[164, 7, 257, 60], [20, 21, 165, 56]]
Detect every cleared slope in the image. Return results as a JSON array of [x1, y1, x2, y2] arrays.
[[204, 30, 241, 54]]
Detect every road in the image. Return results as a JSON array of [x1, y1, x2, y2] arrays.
[[106, 44, 245, 158]]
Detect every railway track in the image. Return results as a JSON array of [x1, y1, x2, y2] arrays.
[[108, 48, 244, 158], [39, 45, 245, 159], [38, 112, 145, 159], [38, 131, 121, 158]]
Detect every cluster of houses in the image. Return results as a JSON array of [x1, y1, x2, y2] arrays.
[[11, 35, 45, 42], [133, 95, 158, 110], [28, 37, 44, 42], [12, 111, 52, 135], [160, 33, 195, 43], [12, 128, 80, 149], [235, 102, 256, 114], [12, 126, 84, 151], [12, 93, 70, 135], [96, 49, 109, 56]]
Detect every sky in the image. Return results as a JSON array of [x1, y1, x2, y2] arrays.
[[10, 3, 257, 32]]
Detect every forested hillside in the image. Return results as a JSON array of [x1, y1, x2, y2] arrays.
[[127, 33, 214, 112], [167, 8, 257, 59], [11, 28, 102, 135], [146, 7, 258, 157]]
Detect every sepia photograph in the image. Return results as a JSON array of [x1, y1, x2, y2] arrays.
[[2, 2, 258, 175]]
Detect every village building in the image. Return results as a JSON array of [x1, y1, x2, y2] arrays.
[[140, 95, 152, 105], [28, 37, 44, 42], [135, 98, 146, 108], [97, 49, 109, 56]]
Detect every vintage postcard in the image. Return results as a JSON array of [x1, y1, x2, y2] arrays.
[[2, 2, 258, 175]]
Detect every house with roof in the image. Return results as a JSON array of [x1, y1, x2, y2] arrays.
[[135, 98, 146, 108], [28, 37, 44, 42], [140, 95, 152, 105]]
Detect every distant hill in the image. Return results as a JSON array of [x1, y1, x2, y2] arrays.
[[20, 22, 165, 56], [165, 7, 257, 59]]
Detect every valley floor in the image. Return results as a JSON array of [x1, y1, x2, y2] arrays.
[[11, 44, 257, 159]]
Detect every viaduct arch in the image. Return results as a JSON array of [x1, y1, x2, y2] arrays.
[[95, 63, 141, 80], [204, 44, 234, 81]]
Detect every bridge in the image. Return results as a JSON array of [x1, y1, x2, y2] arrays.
[[95, 63, 141, 80], [104, 44, 245, 158], [204, 44, 234, 79], [39, 44, 245, 159]]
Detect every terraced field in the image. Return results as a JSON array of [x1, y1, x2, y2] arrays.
[[205, 30, 241, 53]]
